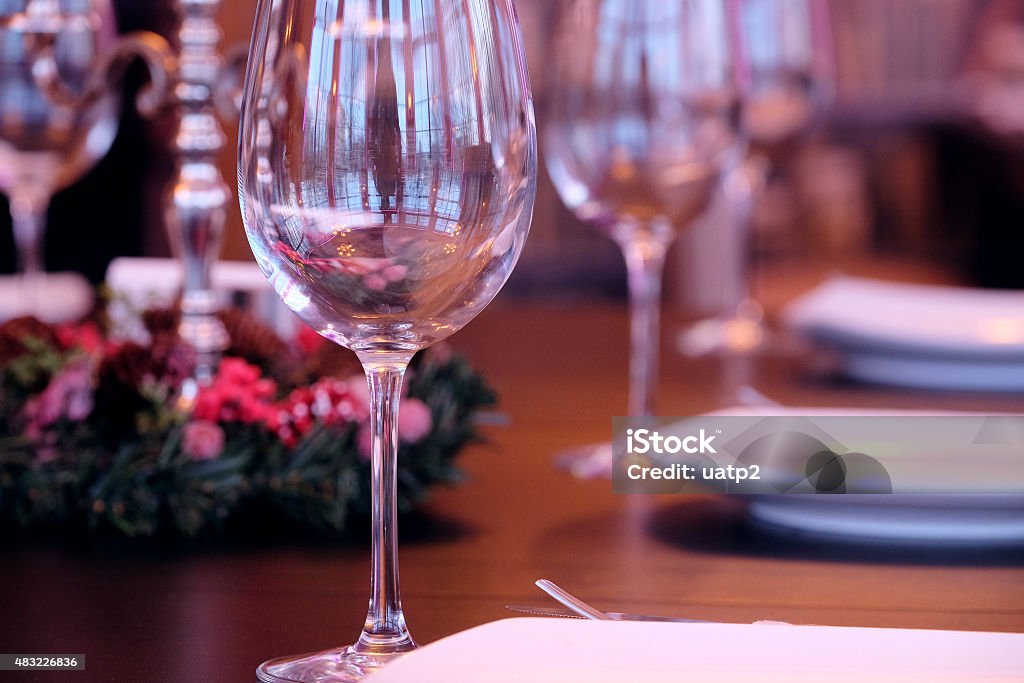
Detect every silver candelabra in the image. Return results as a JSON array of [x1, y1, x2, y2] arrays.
[[9, 0, 237, 396]]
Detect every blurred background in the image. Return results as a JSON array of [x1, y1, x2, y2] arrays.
[[2, 0, 1023, 303]]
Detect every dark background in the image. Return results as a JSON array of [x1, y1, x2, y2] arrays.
[[2, 0, 1023, 291]]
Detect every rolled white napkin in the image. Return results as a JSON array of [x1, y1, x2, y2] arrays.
[[0, 272, 93, 323], [105, 257, 297, 339]]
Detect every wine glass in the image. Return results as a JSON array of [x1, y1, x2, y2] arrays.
[[0, 0, 119, 315], [238, 0, 536, 680], [544, 0, 740, 471], [679, 0, 834, 374]]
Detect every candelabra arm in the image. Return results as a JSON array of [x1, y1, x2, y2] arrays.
[[8, 0, 176, 119]]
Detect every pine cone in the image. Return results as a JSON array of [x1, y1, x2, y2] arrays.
[[142, 307, 179, 338], [218, 307, 290, 371], [294, 343, 361, 385], [93, 342, 160, 440]]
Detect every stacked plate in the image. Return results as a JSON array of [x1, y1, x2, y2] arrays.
[[705, 407, 1024, 545], [783, 276, 1024, 392]]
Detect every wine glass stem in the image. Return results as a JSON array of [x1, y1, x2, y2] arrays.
[[621, 237, 668, 418], [356, 356, 417, 656], [11, 191, 46, 275], [9, 190, 48, 311], [726, 156, 769, 313]]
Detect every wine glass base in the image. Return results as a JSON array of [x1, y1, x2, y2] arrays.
[[677, 313, 768, 358], [554, 441, 614, 479], [256, 644, 412, 683]]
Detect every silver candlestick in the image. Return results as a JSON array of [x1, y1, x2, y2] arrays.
[[14, 0, 236, 398], [166, 0, 231, 396]]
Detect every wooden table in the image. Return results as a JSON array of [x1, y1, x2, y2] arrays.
[[3, 300, 1023, 682]]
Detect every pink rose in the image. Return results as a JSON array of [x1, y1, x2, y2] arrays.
[[183, 420, 225, 461], [398, 398, 432, 443]]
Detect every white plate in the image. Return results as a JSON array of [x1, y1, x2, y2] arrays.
[[748, 494, 1024, 544], [709, 407, 1024, 543], [783, 277, 1024, 391], [365, 618, 1024, 682], [841, 351, 1024, 392]]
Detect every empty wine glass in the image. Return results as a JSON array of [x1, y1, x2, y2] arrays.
[[680, 0, 834, 370], [0, 0, 119, 315], [238, 0, 536, 680], [544, 0, 740, 471]]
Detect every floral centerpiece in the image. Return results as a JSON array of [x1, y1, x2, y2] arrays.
[[0, 307, 495, 539]]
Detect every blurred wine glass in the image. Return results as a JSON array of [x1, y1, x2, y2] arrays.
[[238, 0, 536, 680], [0, 0, 119, 317], [544, 0, 740, 471], [680, 0, 834, 375]]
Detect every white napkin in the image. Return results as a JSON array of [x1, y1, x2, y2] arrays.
[[105, 257, 297, 338], [366, 618, 1024, 683], [0, 272, 93, 323]]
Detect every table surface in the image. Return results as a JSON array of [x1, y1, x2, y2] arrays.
[[3, 294, 1024, 682]]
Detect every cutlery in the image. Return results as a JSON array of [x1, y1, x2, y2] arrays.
[[534, 579, 613, 620], [505, 604, 709, 624]]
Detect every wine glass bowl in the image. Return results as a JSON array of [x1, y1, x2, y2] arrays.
[[545, 2, 739, 249], [0, 0, 119, 285], [239, 0, 536, 680], [737, 0, 834, 159], [241, 0, 536, 360]]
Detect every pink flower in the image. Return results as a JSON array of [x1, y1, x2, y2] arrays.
[[183, 420, 225, 461], [295, 325, 326, 355], [271, 377, 369, 448], [55, 321, 103, 354], [363, 273, 389, 291], [193, 358, 278, 426], [382, 264, 408, 283], [345, 377, 371, 420], [355, 398, 432, 461], [398, 398, 432, 443], [23, 358, 94, 437], [219, 358, 262, 385]]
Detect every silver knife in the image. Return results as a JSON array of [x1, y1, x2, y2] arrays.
[[505, 603, 709, 624]]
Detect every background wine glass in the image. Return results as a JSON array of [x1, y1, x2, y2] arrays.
[[544, 0, 740, 470], [680, 0, 834, 373], [0, 0, 119, 317], [238, 0, 536, 680]]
